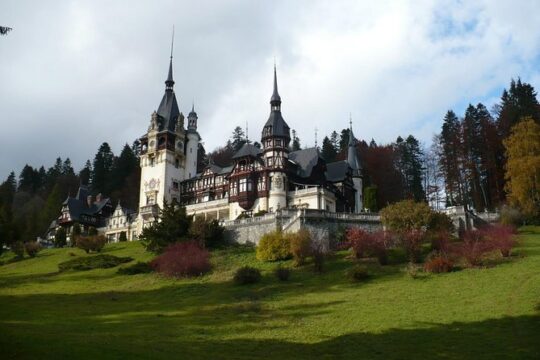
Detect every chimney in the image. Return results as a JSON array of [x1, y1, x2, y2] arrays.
[[87, 195, 93, 207], [96, 193, 103, 203]]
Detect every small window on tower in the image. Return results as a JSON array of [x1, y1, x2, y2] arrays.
[[175, 159, 180, 168], [149, 157, 155, 167]]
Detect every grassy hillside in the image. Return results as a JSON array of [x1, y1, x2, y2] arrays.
[[0, 228, 539, 359]]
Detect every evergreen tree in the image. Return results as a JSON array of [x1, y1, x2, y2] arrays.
[[497, 79, 540, 139], [339, 129, 350, 152], [39, 183, 63, 236], [230, 126, 247, 151], [439, 110, 464, 206], [395, 136, 425, 201], [111, 144, 138, 192], [321, 136, 337, 162], [62, 158, 75, 176], [18, 165, 40, 193], [91, 142, 114, 194], [291, 129, 301, 151], [79, 160, 92, 186], [0, 172, 17, 251]]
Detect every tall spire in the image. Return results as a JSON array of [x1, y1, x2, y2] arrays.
[[348, 115, 361, 174], [165, 26, 175, 91], [270, 63, 281, 106]]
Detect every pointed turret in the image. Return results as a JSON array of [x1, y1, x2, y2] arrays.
[[156, 56, 180, 132], [262, 65, 290, 143], [188, 102, 198, 131], [165, 58, 174, 91], [347, 124, 361, 176]]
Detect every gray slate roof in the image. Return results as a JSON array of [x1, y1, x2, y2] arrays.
[[325, 160, 349, 182], [288, 147, 321, 177], [232, 143, 263, 159]]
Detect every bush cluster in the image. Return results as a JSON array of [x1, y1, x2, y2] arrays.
[[274, 265, 290, 281], [423, 255, 453, 273], [58, 255, 133, 272], [289, 229, 312, 266], [345, 228, 389, 265], [233, 266, 261, 285], [24, 241, 42, 258], [76, 235, 107, 254], [347, 265, 371, 282], [117, 261, 153, 275], [11, 241, 25, 259], [256, 231, 291, 261], [150, 241, 211, 278]]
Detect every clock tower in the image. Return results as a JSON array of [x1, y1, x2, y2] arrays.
[[137, 54, 198, 231]]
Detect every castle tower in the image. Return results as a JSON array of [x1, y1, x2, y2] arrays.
[[262, 65, 290, 212], [347, 121, 363, 212], [137, 53, 188, 229], [185, 103, 200, 179]]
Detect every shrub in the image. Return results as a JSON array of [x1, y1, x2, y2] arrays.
[[253, 210, 268, 217], [428, 212, 454, 233], [499, 205, 523, 227], [233, 266, 261, 285], [189, 218, 225, 248], [118, 232, 128, 242], [58, 255, 133, 272], [380, 200, 433, 234], [150, 241, 211, 278], [88, 226, 98, 236], [424, 255, 453, 273], [453, 229, 495, 267], [430, 230, 452, 254], [76, 235, 107, 253], [274, 265, 291, 281], [117, 261, 153, 275], [401, 230, 426, 263], [256, 231, 291, 261], [54, 227, 67, 248], [346, 228, 371, 258], [289, 229, 312, 266], [345, 228, 389, 265], [405, 262, 421, 279], [24, 241, 41, 258], [140, 202, 193, 253], [481, 225, 517, 257], [347, 265, 370, 282], [312, 246, 325, 273], [71, 223, 82, 247], [11, 241, 24, 259]]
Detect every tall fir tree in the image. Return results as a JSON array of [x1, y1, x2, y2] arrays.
[[321, 136, 337, 162], [91, 142, 114, 194]]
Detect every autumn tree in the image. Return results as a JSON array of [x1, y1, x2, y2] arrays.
[[503, 118, 540, 220]]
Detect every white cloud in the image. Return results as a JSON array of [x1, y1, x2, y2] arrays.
[[0, 0, 539, 177]]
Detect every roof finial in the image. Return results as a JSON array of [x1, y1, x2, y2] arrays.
[[192, 98, 195, 113], [165, 26, 175, 90], [270, 61, 281, 105], [246, 120, 249, 142], [349, 112, 353, 129], [315, 127, 318, 148], [170, 25, 175, 60]]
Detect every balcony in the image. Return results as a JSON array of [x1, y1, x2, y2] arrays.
[[139, 204, 159, 220]]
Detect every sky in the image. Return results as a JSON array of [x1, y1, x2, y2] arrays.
[[1, 0, 540, 179]]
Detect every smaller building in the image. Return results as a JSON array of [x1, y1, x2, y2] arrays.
[[105, 202, 138, 242]]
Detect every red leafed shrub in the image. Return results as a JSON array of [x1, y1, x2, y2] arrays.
[[424, 255, 453, 273], [402, 230, 426, 263], [345, 228, 389, 265], [453, 230, 495, 267], [430, 231, 452, 255], [481, 225, 517, 257], [150, 241, 211, 278], [346, 228, 371, 258]]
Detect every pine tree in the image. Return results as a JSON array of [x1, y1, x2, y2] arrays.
[[291, 129, 301, 151], [18, 165, 40, 193], [497, 79, 540, 139], [79, 160, 92, 186], [230, 126, 247, 151], [439, 110, 464, 206], [339, 129, 350, 152], [321, 136, 337, 162], [92, 142, 114, 194], [62, 158, 75, 176]]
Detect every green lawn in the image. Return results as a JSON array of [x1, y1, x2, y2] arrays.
[[0, 228, 539, 359]]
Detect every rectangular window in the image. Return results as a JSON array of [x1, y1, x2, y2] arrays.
[[239, 178, 247, 192]]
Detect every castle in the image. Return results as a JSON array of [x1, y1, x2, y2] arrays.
[[49, 55, 368, 244]]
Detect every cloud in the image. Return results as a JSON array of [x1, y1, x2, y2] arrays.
[[0, 0, 539, 178]]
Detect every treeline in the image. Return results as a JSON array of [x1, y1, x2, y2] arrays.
[[0, 142, 140, 251]]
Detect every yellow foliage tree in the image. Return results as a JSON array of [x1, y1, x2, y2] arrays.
[[503, 117, 540, 219]]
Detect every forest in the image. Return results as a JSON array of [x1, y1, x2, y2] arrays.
[[0, 78, 538, 249]]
